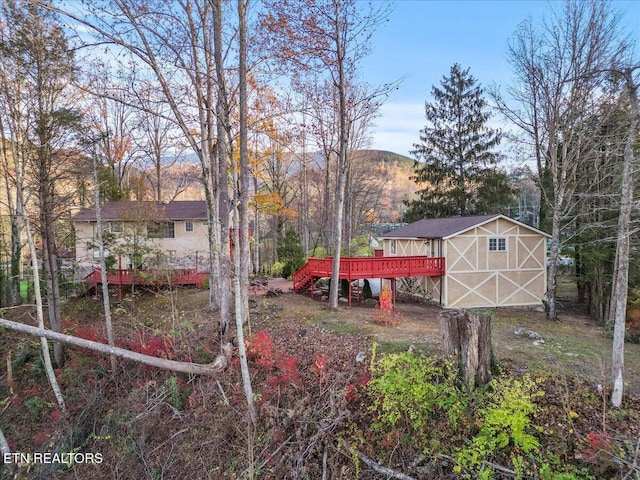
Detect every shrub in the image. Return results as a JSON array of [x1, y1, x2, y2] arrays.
[[367, 352, 466, 448], [373, 285, 400, 325], [455, 375, 545, 476], [277, 228, 306, 278], [361, 279, 372, 299], [269, 261, 285, 279]]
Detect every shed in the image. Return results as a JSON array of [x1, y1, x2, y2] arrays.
[[380, 214, 549, 308]]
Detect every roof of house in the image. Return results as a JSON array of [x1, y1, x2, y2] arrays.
[[380, 214, 549, 239], [71, 201, 209, 222]]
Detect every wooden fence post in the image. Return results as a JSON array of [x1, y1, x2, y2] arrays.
[[439, 309, 493, 392]]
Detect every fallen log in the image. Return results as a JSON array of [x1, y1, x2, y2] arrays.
[[0, 318, 231, 376]]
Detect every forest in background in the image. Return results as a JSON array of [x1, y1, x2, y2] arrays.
[[0, 0, 638, 437]]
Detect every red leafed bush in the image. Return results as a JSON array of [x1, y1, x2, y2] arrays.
[[246, 331, 276, 370], [73, 326, 104, 343], [126, 332, 176, 359], [373, 285, 401, 325]]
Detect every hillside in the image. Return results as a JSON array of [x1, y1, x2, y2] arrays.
[[1, 288, 639, 479], [357, 149, 414, 168], [160, 149, 420, 223]]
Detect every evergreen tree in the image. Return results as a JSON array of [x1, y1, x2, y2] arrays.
[[277, 228, 305, 279], [405, 64, 512, 221]]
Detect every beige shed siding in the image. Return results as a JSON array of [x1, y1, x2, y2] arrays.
[[443, 217, 546, 308], [384, 216, 547, 308], [384, 238, 442, 257]]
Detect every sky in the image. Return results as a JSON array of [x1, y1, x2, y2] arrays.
[[363, 0, 640, 158]]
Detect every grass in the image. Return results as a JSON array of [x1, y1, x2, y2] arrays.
[[19, 280, 30, 301], [268, 290, 640, 397]]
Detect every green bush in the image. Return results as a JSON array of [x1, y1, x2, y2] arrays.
[[25, 396, 48, 421], [367, 352, 467, 448], [277, 228, 305, 278], [269, 261, 285, 278], [362, 279, 372, 299], [455, 375, 545, 477]]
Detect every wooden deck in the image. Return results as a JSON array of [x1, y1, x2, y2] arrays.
[[292, 256, 445, 305], [86, 268, 207, 298]]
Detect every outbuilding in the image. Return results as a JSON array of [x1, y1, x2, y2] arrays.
[[380, 214, 549, 308]]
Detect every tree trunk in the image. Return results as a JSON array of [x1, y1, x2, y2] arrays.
[[39, 172, 64, 366], [236, 0, 257, 425], [610, 69, 638, 408], [328, 5, 349, 310], [0, 318, 233, 376], [439, 309, 493, 392], [24, 218, 66, 411], [93, 151, 117, 374]]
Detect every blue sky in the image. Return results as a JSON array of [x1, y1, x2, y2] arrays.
[[364, 1, 640, 157]]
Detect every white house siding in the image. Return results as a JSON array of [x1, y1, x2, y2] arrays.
[[74, 220, 210, 279]]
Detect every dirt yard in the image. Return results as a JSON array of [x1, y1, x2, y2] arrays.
[[254, 284, 640, 398]]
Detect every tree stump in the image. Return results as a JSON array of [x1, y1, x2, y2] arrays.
[[439, 309, 493, 392]]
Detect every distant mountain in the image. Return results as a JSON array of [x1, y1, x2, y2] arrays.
[[356, 150, 414, 168]]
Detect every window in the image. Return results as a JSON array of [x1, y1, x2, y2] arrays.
[[489, 237, 506, 251], [185, 221, 194, 232], [390, 239, 397, 255], [108, 222, 123, 233], [148, 222, 175, 239]]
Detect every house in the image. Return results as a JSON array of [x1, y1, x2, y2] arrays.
[[72, 200, 211, 278], [380, 214, 549, 309]]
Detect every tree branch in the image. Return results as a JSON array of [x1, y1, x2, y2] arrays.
[[0, 318, 231, 376], [341, 440, 418, 480]]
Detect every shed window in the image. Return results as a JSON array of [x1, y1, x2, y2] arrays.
[[489, 237, 506, 251], [185, 221, 194, 232], [148, 222, 175, 239], [390, 239, 397, 255]]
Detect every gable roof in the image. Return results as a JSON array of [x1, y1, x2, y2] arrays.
[[380, 214, 549, 239], [72, 201, 208, 222]]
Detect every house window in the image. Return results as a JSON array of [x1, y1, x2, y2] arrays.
[[148, 222, 175, 239], [108, 222, 123, 233], [489, 237, 506, 251], [185, 221, 194, 232], [390, 239, 397, 255]]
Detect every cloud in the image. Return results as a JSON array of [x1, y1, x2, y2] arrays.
[[370, 102, 425, 156]]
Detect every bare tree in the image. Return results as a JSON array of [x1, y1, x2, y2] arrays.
[[133, 81, 187, 201], [262, 0, 393, 309], [0, 1, 82, 365], [497, 0, 625, 320], [233, 0, 257, 425], [609, 66, 639, 407], [89, 135, 118, 374], [49, 1, 235, 322]]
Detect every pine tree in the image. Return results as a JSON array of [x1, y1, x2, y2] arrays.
[[406, 64, 512, 220], [277, 228, 305, 279]]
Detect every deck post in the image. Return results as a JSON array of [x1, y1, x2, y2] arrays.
[[118, 257, 123, 300], [391, 278, 396, 304]]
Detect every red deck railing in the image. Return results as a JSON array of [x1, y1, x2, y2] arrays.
[[86, 268, 208, 290], [293, 255, 445, 292]]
